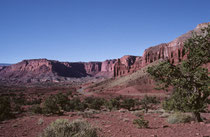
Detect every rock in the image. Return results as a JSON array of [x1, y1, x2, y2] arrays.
[[199, 122, 205, 125], [162, 125, 169, 128], [12, 123, 18, 127], [38, 118, 44, 125], [195, 133, 200, 136], [104, 125, 111, 128], [159, 113, 170, 118], [114, 55, 142, 77], [119, 109, 128, 113], [123, 118, 130, 122], [131, 110, 144, 117], [69, 113, 76, 117]]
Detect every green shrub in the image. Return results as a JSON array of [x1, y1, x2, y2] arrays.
[[167, 112, 194, 124], [42, 95, 62, 115], [105, 98, 121, 111], [42, 93, 71, 115], [0, 96, 13, 121], [40, 119, 98, 137], [54, 93, 69, 111], [121, 98, 136, 111], [133, 117, 149, 128], [140, 95, 160, 104], [13, 96, 26, 105], [25, 98, 42, 105], [69, 98, 87, 111], [140, 95, 160, 112], [86, 98, 105, 110], [30, 104, 42, 114], [162, 92, 190, 112]]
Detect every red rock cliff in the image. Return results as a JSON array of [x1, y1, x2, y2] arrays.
[[114, 55, 142, 77], [142, 22, 210, 67]]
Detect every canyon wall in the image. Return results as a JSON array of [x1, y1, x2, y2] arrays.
[[142, 23, 210, 67], [0, 22, 209, 83]]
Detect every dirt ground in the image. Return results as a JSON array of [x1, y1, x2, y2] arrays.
[[0, 110, 210, 137]]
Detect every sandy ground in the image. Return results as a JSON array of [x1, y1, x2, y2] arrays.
[[0, 111, 210, 137]]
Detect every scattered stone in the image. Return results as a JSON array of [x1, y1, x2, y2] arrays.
[[69, 113, 76, 117], [199, 122, 205, 125], [12, 123, 18, 128], [196, 133, 200, 136], [191, 121, 195, 124], [105, 125, 111, 128], [123, 118, 130, 122], [162, 125, 169, 128], [38, 118, 44, 125], [159, 113, 170, 118], [131, 110, 144, 116], [119, 109, 128, 113]]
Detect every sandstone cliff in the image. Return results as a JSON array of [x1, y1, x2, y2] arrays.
[[142, 22, 210, 67], [0, 22, 209, 84]]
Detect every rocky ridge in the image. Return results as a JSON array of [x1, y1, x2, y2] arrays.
[[0, 22, 209, 84]]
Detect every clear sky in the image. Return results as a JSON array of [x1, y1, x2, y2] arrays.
[[0, 0, 210, 63]]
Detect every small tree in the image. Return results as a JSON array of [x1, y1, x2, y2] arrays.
[[147, 25, 210, 122], [0, 96, 13, 121]]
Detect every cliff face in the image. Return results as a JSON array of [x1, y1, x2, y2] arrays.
[[142, 22, 210, 67], [0, 59, 103, 83], [0, 22, 209, 84], [114, 56, 142, 77]]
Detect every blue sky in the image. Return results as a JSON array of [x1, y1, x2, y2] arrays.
[[0, 0, 210, 63]]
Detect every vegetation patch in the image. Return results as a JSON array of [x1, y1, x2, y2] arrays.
[[167, 112, 194, 124], [133, 116, 149, 128], [40, 119, 98, 137]]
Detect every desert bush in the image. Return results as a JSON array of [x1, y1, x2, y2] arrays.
[[121, 98, 136, 111], [30, 104, 42, 114], [133, 116, 149, 128], [140, 95, 160, 104], [13, 96, 26, 105], [25, 98, 42, 105], [68, 98, 87, 111], [140, 95, 160, 112], [40, 119, 98, 137], [167, 112, 194, 124], [54, 93, 69, 111], [42, 95, 62, 115], [42, 93, 71, 115], [84, 97, 105, 110], [105, 98, 121, 111], [13, 104, 24, 114], [0, 96, 13, 121]]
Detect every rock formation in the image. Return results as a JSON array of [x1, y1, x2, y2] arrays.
[[114, 56, 142, 77], [142, 22, 210, 67], [0, 22, 209, 84]]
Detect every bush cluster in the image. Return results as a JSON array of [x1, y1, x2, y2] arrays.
[[133, 116, 149, 128], [41, 94, 144, 115], [40, 119, 98, 137], [0, 96, 13, 121], [167, 112, 194, 124], [139, 95, 160, 112]]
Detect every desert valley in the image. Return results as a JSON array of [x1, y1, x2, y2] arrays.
[[0, 22, 210, 137]]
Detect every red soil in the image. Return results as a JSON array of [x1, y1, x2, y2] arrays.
[[0, 111, 210, 137]]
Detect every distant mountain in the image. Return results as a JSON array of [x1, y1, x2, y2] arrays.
[[0, 63, 11, 66], [0, 56, 141, 84]]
